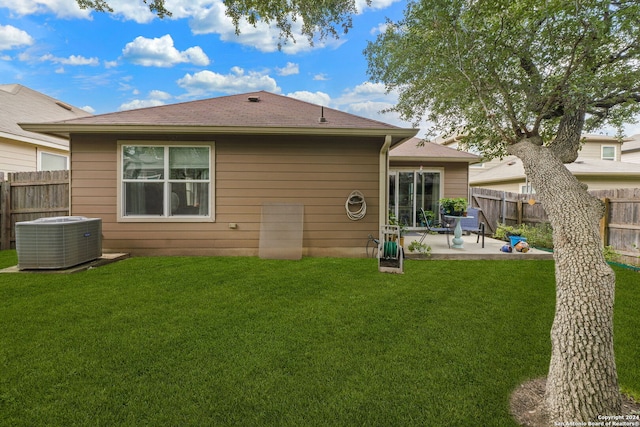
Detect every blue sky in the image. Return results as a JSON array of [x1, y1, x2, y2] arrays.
[[0, 0, 428, 133], [1, 0, 638, 138]]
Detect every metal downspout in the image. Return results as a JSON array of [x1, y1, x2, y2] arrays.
[[379, 135, 392, 230]]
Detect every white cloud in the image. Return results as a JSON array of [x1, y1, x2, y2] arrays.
[[119, 98, 167, 111], [177, 67, 280, 96], [276, 62, 299, 76], [104, 60, 118, 68], [118, 89, 174, 111], [39, 53, 99, 66], [370, 22, 389, 36], [313, 73, 329, 81], [149, 89, 172, 100], [0, 25, 35, 51], [335, 81, 389, 105], [0, 0, 91, 19], [122, 34, 210, 67], [99, 0, 157, 23], [186, 0, 342, 54], [81, 105, 95, 113], [331, 81, 427, 133], [286, 91, 331, 107], [355, 0, 402, 13]]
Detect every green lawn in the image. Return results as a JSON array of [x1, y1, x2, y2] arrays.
[[1, 253, 638, 426]]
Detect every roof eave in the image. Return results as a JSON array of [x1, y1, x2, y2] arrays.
[[391, 155, 480, 164], [20, 123, 418, 142], [0, 130, 69, 151]]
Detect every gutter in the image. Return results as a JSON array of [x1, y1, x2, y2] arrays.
[[18, 123, 417, 141]]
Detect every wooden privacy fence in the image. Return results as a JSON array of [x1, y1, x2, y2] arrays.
[[0, 170, 70, 250], [470, 187, 640, 264]]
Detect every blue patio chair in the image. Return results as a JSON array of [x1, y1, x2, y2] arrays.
[[459, 207, 486, 248], [418, 208, 451, 248]]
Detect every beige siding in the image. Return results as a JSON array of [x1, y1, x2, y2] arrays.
[[71, 134, 383, 257], [391, 160, 470, 199], [471, 176, 640, 193], [0, 139, 69, 176], [622, 151, 640, 164], [442, 163, 470, 198], [578, 140, 622, 161], [0, 140, 36, 174], [470, 181, 523, 193]]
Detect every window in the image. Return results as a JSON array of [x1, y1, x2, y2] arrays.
[[602, 146, 616, 161], [521, 183, 536, 194], [119, 143, 213, 221], [389, 169, 443, 228], [39, 152, 68, 171]]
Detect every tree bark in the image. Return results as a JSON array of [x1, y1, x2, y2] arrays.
[[508, 139, 621, 424]]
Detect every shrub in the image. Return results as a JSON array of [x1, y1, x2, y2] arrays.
[[494, 222, 554, 249], [407, 241, 431, 255]]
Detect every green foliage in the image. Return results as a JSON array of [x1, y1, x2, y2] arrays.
[[407, 240, 431, 255], [418, 209, 436, 226], [365, 0, 640, 153], [494, 222, 554, 249], [75, 0, 364, 44], [439, 198, 467, 215], [1, 257, 638, 425], [603, 245, 621, 263], [77, 0, 172, 18], [388, 211, 408, 236]]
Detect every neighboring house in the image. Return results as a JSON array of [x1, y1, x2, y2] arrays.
[[389, 137, 479, 228], [21, 91, 417, 257], [622, 134, 640, 164], [435, 133, 640, 193], [0, 84, 91, 177]]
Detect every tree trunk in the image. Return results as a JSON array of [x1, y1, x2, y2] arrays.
[[508, 139, 621, 424]]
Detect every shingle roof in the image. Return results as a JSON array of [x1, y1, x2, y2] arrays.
[[0, 84, 91, 149], [20, 91, 417, 144], [622, 134, 640, 153], [33, 91, 403, 130], [391, 137, 480, 163], [471, 157, 640, 185]]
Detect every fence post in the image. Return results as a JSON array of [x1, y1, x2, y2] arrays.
[[517, 199, 523, 225], [599, 197, 610, 247], [1, 180, 10, 250]]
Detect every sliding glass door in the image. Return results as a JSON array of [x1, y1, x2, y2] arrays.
[[388, 170, 442, 228]]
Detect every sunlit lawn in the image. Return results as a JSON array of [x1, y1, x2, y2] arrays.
[[1, 252, 638, 426]]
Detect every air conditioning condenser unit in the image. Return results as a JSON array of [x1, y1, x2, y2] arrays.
[[15, 216, 102, 270]]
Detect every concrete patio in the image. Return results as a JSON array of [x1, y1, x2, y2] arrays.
[[402, 231, 554, 260]]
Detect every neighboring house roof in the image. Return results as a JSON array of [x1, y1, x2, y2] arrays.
[[471, 157, 640, 186], [0, 84, 91, 150], [622, 134, 640, 153], [20, 91, 417, 145], [390, 137, 480, 163]]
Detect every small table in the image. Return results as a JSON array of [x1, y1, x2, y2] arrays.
[[445, 215, 473, 249]]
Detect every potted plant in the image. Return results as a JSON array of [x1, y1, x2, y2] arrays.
[[388, 211, 408, 245], [452, 198, 468, 216], [439, 197, 467, 216], [419, 209, 436, 226]]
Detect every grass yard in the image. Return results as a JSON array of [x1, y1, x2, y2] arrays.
[[1, 252, 638, 426]]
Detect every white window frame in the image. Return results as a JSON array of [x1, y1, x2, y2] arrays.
[[117, 141, 215, 223], [601, 145, 616, 161], [521, 183, 536, 194], [389, 167, 445, 229], [38, 150, 69, 171]]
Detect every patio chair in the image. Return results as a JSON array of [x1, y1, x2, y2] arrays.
[[459, 207, 486, 248], [417, 208, 452, 248]]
